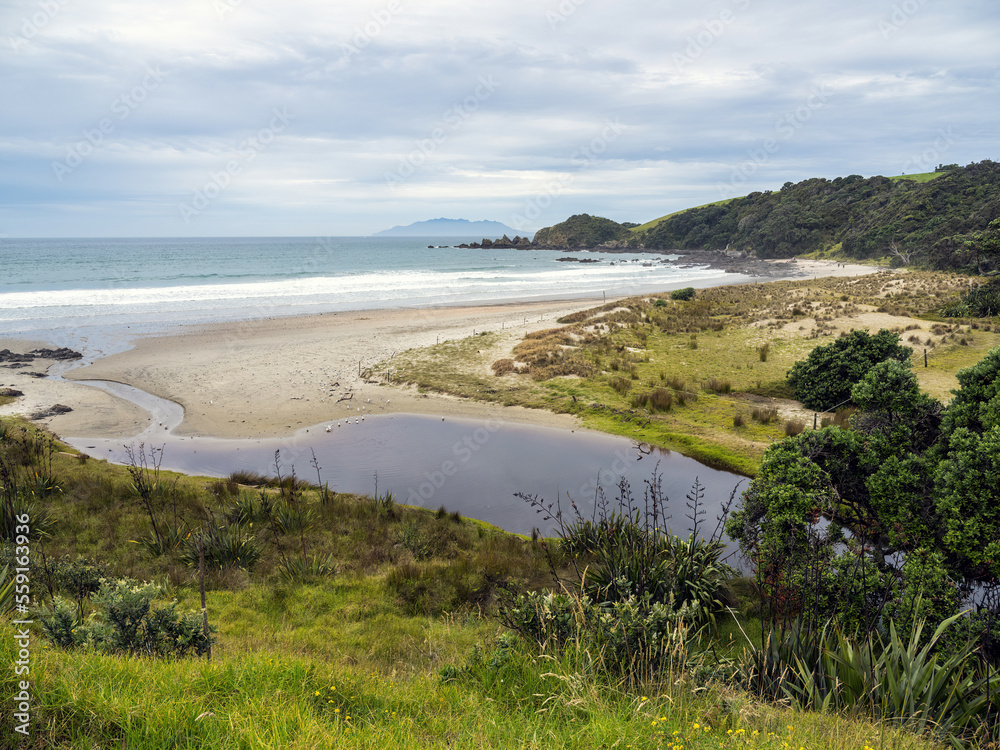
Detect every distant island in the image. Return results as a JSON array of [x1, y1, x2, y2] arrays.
[[373, 218, 528, 238]]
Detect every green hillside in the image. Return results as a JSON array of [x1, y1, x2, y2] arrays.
[[634, 168, 951, 241], [631, 160, 999, 271]]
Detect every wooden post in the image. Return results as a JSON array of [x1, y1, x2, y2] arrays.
[[924, 348, 928, 368], [199, 536, 211, 662]]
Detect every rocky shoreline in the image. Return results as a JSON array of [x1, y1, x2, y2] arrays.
[[455, 234, 804, 279]]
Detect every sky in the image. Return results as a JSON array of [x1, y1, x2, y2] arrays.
[[1, 0, 997, 237]]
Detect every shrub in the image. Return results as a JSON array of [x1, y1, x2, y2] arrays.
[[226, 491, 274, 526], [670, 287, 695, 301], [733, 413, 746, 428], [229, 469, 271, 487], [758, 342, 770, 362], [941, 277, 1000, 318], [503, 474, 741, 680], [278, 553, 336, 582], [139, 522, 186, 558], [179, 519, 261, 570], [740, 614, 997, 747], [786, 329, 912, 411], [38, 579, 214, 658]]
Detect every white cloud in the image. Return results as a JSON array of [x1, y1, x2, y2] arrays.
[[0, 0, 997, 235]]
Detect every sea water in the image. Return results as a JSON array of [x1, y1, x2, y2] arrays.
[[0, 236, 748, 356]]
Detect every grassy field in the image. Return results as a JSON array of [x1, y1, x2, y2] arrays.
[[0, 423, 957, 748], [888, 171, 946, 183], [384, 271, 994, 475], [631, 198, 737, 234]]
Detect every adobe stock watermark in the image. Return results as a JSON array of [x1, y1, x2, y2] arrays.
[[178, 107, 294, 223], [573, 449, 633, 505], [213, 0, 242, 20], [715, 84, 831, 197], [404, 419, 503, 506], [340, 0, 403, 61], [672, 0, 751, 70], [11, 512, 32, 737], [51, 65, 168, 182], [384, 75, 500, 189], [546, 0, 587, 29], [879, 0, 928, 39], [7, 0, 68, 53], [900, 127, 957, 174], [509, 117, 624, 228]]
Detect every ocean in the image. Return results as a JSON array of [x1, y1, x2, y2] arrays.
[[0, 236, 745, 355]]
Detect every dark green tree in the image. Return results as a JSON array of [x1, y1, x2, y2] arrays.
[[786, 329, 913, 411], [728, 349, 1000, 648]]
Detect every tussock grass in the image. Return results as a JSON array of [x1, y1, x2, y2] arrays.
[[751, 406, 779, 425]]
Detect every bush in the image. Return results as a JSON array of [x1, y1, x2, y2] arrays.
[[512, 473, 738, 642], [670, 287, 695, 301], [38, 578, 214, 658], [741, 614, 997, 747], [786, 329, 912, 411], [491, 358, 516, 376], [226, 491, 274, 526], [179, 519, 261, 570], [941, 278, 1000, 318]]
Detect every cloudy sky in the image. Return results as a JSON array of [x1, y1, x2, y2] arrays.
[[1, 0, 997, 237]]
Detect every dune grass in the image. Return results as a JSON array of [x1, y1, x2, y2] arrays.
[[385, 271, 987, 476]]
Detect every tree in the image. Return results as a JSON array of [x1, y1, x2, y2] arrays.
[[786, 329, 912, 411], [728, 348, 1000, 651]]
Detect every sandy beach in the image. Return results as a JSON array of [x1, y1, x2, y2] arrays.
[[1, 258, 878, 440]]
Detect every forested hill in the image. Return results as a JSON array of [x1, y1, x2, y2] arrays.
[[532, 213, 636, 247], [635, 160, 1000, 270]]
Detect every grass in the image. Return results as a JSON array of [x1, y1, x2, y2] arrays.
[[631, 197, 738, 233], [0, 419, 965, 748], [888, 170, 946, 183], [8, 633, 943, 749]]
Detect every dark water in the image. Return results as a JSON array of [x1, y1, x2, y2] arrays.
[[67, 412, 746, 550]]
